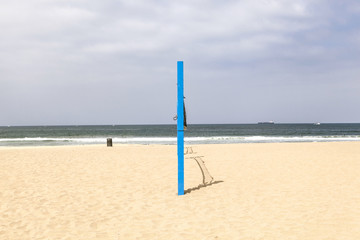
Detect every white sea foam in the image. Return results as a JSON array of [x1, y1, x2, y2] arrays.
[[0, 137, 177, 144], [1, 135, 360, 145], [185, 135, 360, 144], [242, 136, 360, 143]]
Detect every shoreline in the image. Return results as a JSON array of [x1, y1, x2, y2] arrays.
[[2, 139, 360, 148]]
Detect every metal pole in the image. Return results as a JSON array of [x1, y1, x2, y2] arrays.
[[177, 61, 184, 195]]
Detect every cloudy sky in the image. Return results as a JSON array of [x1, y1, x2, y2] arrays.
[[1, 0, 360, 125]]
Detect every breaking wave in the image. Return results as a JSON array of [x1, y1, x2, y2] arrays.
[[1, 135, 360, 146]]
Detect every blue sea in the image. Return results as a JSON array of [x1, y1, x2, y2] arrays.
[[1, 123, 360, 146]]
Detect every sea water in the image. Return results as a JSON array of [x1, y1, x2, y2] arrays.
[[1, 124, 360, 146]]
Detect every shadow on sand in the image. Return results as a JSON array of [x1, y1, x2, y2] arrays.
[[184, 180, 224, 194]]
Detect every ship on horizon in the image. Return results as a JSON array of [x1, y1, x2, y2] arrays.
[[258, 121, 275, 124]]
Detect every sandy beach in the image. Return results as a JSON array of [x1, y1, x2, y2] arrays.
[[1, 142, 360, 239]]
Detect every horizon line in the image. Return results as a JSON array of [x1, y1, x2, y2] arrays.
[[2, 122, 360, 127]]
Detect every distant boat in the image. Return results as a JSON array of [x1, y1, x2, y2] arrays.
[[258, 121, 274, 124], [314, 123, 321, 125]]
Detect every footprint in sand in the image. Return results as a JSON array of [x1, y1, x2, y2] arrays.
[[96, 231, 108, 238], [90, 222, 98, 229]]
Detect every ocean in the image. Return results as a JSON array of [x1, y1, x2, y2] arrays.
[[1, 123, 360, 146]]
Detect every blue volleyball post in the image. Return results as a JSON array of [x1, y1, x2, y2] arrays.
[[177, 61, 184, 195]]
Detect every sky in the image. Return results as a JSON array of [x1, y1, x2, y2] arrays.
[[1, 0, 360, 125]]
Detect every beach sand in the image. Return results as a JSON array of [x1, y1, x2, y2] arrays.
[[1, 142, 360, 240]]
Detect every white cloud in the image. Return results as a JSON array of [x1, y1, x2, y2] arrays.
[[1, 0, 360, 124]]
